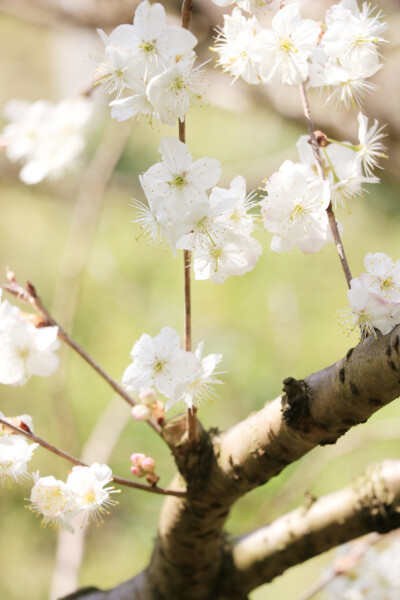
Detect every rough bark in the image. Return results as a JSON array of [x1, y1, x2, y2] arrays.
[[64, 327, 400, 600]]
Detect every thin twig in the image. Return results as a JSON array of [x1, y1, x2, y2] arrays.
[[0, 418, 186, 498], [3, 273, 163, 436], [180, 0, 198, 444], [298, 83, 352, 289]]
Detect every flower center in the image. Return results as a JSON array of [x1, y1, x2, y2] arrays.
[[84, 489, 96, 504], [154, 360, 166, 374], [171, 76, 185, 92], [17, 347, 30, 361], [381, 277, 393, 291], [169, 174, 186, 189], [139, 41, 156, 54]]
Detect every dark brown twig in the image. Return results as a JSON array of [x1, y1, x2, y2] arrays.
[[0, 418, 185, 498]]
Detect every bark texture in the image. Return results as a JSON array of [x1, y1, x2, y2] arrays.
[[63, 327, 400, 600]]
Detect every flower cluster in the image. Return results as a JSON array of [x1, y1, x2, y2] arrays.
[[0, 98, 92, 184], [95, 0, 203, 126], [311, 0, 387, 108], [326, 538, 400, 600], [130, 453, 159, 485], [122, 326, 222, 411], [343, 253, 400, 338], [29, 463, 119, 532], [213, 0, 387, 108], [131, 388, 165, 423], [0, 291, 60, 386], [0, 412, 38, 486], [260, 112, 386, 254], [134, 136, 262, 283]]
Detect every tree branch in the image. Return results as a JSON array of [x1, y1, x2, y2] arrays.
[[227, 460, 400, 595], [64, 326, 400, 599], [3, 274, 163, 435], [215, 326, 400, 498], [0, 418, 185, 498]]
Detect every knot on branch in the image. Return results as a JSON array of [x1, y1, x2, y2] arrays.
[[281, 377, 313, 432], [354, 463, 400, 533], [163, 416, 216, 494]]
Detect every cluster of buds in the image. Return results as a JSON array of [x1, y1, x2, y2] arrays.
[[131, 388, 165, 424], [130, 453, 159, 485]]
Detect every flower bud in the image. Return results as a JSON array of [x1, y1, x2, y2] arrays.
[[138, 388, 158, 407], [131, 404, 152, 421], [142, 457, 155, 471], [130, 465, 143, 477], [130, 452, 146, 465]]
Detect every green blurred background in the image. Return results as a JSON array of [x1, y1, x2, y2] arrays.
[[0, 2, 400, 599]]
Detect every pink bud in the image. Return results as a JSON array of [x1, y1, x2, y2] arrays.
[[142, 457, 155, 471], [130, 466, 143, 477], [131, 404, 152, 421], [138, 388, 158, 406], [130, 452, 146, 465]]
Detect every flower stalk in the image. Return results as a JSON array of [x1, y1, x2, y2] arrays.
[[180, 0, 198, 443]]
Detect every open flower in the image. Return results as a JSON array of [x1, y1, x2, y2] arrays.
[[29, 475, 76, 531], [66, 463, 120, 526], [122, 327, 199, 400], [0, 435, 38, 486], [166, 342, 223, 411]]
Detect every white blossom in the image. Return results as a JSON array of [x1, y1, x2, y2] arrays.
[[296, 135, 377, 209], [66, 463, 120, 525], [213, 9, 268, 84], [0, 320, 60, 386], [1, 98, 92, 184], [29, 475, 76, 532], [259, 3, 321, 86], [360, 253, 400, 304], [260, 160, 333, 253], [0, 435, 38, 486], [356, 112, 387, 177], [146, 56, 204, 126], [140, 137, 221, 218], [97, 0, 197, 75], [193, 231, 261, 284], [167, 342, 223, 411], [323, 0, 387, 75], [122, 327, 199, 400], [209, 175, 258, 236], [343, 277, 400, 339]]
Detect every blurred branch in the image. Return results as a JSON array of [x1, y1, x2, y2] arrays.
[[293, 533, 381, 600], [0, 417, 185, 497]]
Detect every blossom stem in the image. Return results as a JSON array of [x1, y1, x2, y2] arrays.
[[180, 0, 198, 443], [0, 418, 186, 498], [3, 272, 163, 436], [298, 83, 352, 289]]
